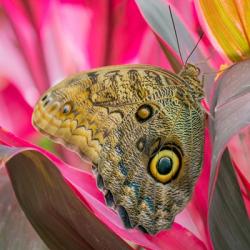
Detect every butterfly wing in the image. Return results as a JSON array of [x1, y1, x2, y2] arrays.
[[32, 64, 205, 234]]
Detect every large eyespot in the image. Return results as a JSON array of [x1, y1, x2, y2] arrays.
[[149, 148, 181, 184], [62, 102, 73, 114], [136, 104, 153, 122]]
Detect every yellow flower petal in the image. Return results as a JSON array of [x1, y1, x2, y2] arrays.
[[199, 0, 250, 61]]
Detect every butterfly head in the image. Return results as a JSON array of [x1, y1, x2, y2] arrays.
[[182, 63, 200, 77]]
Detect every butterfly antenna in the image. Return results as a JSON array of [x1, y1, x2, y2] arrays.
[[169, 6, 184, 65], [185, 32, 204, 65]]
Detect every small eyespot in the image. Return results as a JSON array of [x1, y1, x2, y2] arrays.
[[136, 104, 153, 122], [149, 147, 182, 184], [62, 102, 72, 114], [136, 138, 146, 152], [117, 206, 132, 229]]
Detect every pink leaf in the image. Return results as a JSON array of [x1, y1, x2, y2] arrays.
[[0, 81, 35, 138], [0, 127, 210, 249], [1, 0, 51, 94], [84, 0, 148, 67]]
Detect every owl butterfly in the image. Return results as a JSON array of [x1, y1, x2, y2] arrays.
[[32, 63, 204, 234]]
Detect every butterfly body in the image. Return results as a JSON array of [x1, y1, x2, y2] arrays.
[[32, 64, 204, 234]]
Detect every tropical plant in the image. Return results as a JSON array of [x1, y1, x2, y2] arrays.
[[0, 1, 250, 249]]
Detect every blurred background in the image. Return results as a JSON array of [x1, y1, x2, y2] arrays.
[[1, 1, 250, 249], [0, 0, 178, 171]]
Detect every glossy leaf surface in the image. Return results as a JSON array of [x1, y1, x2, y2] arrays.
[[0, 145, 131, 250], [0, 128, 208, 250], [209, 59, 250, 249], [209, 149, 250, 250], [0, 168, 48, 250]]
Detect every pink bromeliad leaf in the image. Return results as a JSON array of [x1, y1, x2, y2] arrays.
[[208, 60, 250, 249], [56, 0, 149, 67], [135, 0, 218, 103], [136, 1, 250, 249], [0, 167, 48, 250], [228, 126, 250, 216], [0, 0, 156, 169], [197, 1, 250, 249], [0, 81, 35, 138], [2, 0, 250, 249], [0, 1, 215, 249], [0, 128, 208, 250], [0, 0, 151, 105], [168, 0, 224, 69], [0, 0, 51, 95]]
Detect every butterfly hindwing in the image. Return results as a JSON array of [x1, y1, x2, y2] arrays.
[[32, 64, 205, 234]]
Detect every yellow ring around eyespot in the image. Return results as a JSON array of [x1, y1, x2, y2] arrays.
[[150, 149, 180, 183], [137, 107, 151, 119]]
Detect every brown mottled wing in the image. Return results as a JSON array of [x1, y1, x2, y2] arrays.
[[32, 64, 204, 234]]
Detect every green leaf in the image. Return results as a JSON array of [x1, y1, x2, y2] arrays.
[[37, 137, 56, 153]]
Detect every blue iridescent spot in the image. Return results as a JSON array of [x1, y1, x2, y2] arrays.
[[128, 182, 140, 199], [118, 161, 128, 176], [96, 174, 104, 189], [105, 190, 114, 207], [115, 145, 123, 155], [144, 196, 154, 212], [117, 206, 132, 228]]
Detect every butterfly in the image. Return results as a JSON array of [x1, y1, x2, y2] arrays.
[[32, 63, 205, 234]]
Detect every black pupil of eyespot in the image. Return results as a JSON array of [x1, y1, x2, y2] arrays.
[[63, 106, 69, 113], [157, 157, 172, 175]]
